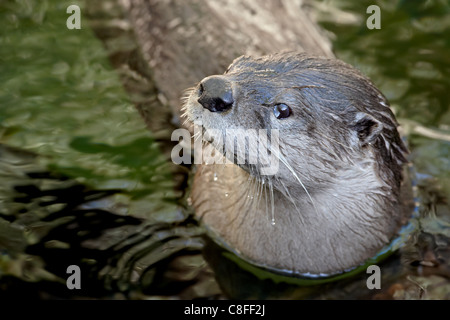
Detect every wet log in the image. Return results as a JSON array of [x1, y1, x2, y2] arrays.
[[121, 0, 334, 124]]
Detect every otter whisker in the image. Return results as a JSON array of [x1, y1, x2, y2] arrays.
[[270, 146, 319, 216], [277, 176, 303, 219], [257, 175, 265, 213], [268, 179, 276, 225], [180, 87, 195, 105], [242, 174, 258, 216], [250, 171, 263, 215], [262, 178, 269, 225], [180, 110, 189, 118], [192, 126, 203, 142]]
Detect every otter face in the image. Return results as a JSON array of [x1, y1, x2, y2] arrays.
[[184, 52, 407, 192], [183, 52, 412, 275]]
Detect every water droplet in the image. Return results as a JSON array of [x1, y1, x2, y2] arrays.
[[213, 173, 218, 181], [271, 219, 276, 226], [225, 193, 229, 197]]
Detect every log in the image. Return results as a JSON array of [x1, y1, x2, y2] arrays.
[[120, 0, 334, 124]]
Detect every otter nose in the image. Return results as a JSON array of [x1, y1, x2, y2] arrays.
[[197, 76, 234, 112]]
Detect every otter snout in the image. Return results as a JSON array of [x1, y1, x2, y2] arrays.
[[197, 76, 234, 113]]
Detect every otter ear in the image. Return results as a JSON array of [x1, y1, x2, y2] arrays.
[[351, 112, 382, 146]]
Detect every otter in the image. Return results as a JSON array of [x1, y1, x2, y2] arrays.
[[182, 52, 413, 276]]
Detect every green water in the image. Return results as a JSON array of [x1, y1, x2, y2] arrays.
[[0, 0, 449, 299], [0, 0, 179, 222]]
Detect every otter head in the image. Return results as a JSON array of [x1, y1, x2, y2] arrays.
[[183, 52, 411, 276]]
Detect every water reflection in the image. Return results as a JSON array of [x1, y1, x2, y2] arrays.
[[0, 0, 449, 299]]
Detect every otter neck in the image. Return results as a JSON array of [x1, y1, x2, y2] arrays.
[[257, 164, 396, 239], [192, 162, 400, 275]]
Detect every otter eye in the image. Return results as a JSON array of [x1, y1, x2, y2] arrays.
[[273, 103, 292, 119]]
